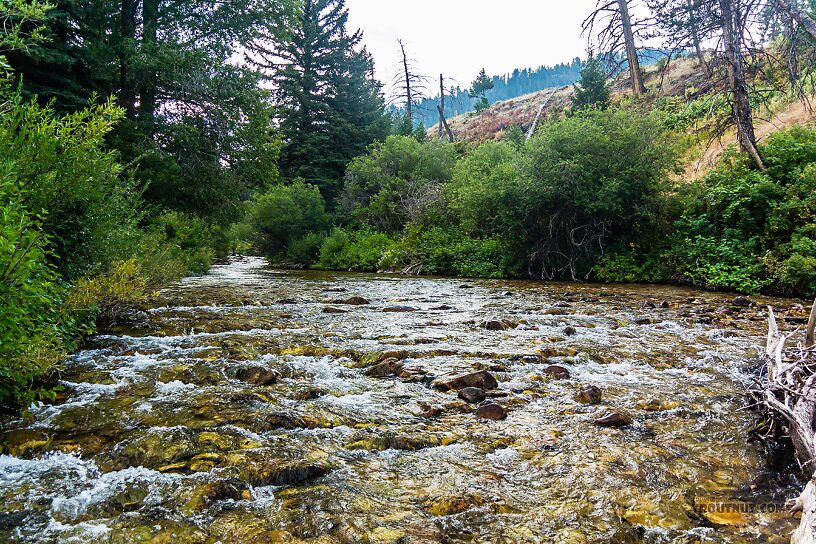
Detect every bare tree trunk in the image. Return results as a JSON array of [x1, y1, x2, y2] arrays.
[[807, 297, 816, 349], [777, 0, 816, 42], [437, 105, 454, 142], [399, 40, 412, 124], [618, 0, 645, 95], [139, 0, 158, 126], [438, 74, 444, 140], [687, 0, 712, 76], [119, 0, 138, 118], [718, 0, 765, 170]]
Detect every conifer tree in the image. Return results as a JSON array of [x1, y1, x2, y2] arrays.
[[469, 68, 494, 112], [251, 0, 387, 201], [572, 58, 611, 110]]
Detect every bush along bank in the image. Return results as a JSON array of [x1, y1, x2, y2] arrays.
[[239, 112, 816, 299], [0, 92, 232, 410]]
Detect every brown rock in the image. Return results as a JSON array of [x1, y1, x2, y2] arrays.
[[634, 317, 652, 325], [594, 411, 632, 428], [476, 403, 507, 420], [575, 385, 602, 405], [543, 365, 570, 379], [458, 387, 487, 403], [383, 305, 417, 313], [365, 358, 404, 378], [480, 320, 508, 331], [236, 366, 279, 386], [334, 296, 370, 305], [732, 295, 752, 307], [323, 306, 348, 314], [433, 370, 499, 391], [563, 326, 577, 336]]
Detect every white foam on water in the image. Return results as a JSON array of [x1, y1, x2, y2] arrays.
[[155, 380, 196, 396]]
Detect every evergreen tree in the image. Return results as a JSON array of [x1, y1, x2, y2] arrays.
[[469, 68, 494, 112], [572, 58, 611, 110], [7, 0, 285, 222], [251, 0, 387, 202]]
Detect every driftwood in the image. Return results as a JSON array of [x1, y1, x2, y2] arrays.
[[764, 299, 816, 543]]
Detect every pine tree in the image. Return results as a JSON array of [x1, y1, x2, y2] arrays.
[[251, 0, 386, 201], [572, 58, 611, 110], [469, 68, 494, 112]]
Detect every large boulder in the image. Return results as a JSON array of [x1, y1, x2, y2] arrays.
[[433, 370, 498, 391]]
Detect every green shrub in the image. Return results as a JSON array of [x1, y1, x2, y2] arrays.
[[338, 135, 457, 232], [0, 177, 83, 407], [287, 232, 326, 266], [317, 229, 394, 272], [387, 225, 518, 278], [248, 180, 330, 258]]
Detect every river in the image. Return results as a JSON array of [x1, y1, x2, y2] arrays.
[[0, 256, 809, 543]]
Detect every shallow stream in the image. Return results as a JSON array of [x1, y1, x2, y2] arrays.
[[0, 257, 810, 543]]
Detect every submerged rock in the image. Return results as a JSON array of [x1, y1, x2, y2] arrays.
[[458, 387, 487, 403], [235, 366, 279, 386], [365, 358, 404, 377], [594, 411, 632, 428], [427, 493, 486, 516], [239, 458, 332, 487], [334, 296, 370, 305], [383, 305, 418, 313], [476, 403, 507, 420], [575, 386, 602, 405], [323, 306, 348, 314], [433, 370, 499, 391]]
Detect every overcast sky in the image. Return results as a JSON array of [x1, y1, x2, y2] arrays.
[[345, 0, 599, 94]]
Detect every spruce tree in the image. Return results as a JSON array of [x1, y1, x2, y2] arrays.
[[572, 59, 611, 111]]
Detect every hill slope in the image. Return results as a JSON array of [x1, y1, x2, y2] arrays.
[[429, 55, 813, 165]]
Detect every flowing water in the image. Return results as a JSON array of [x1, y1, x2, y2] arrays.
[[0, 257, 810, 543]]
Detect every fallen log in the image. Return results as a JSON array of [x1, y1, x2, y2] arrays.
[[763, 301, 816, 543]]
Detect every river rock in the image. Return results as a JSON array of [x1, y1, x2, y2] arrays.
[[563, 326, 577, 336], [323, 306, 348, 314], [431, 304, 453, 310], [594, 411, 632, 427], [480, 320, 516, 331], [365, 358, 404, 377], [476, 403, 507, 420], [236, 366, 279, 386], [458, 387, 487, 403], [543, 365, 570, 379], [575, 385, 602, 405], [277, 298, 298, 305], [240, 458, 332, 487], [634, 317, 652, 325], [732, 295, 752, 307], [334, 296, 370, 305], [433, 370, 498, 391], [383, 305, 417, 313]]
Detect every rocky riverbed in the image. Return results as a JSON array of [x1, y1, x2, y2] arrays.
[[0, 257, 810, 543]]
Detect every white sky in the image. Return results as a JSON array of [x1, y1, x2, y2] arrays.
[[345, 0, 600, 94]]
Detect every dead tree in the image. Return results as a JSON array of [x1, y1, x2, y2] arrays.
[[437, 74, 454, 142], [719, 0, 766, 170], [647, 0, 717, 77], [776, 0, 816, 42], [583, 0, 647, 95], [762, 299, 816, 543], [389, 39, 428, 124]]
